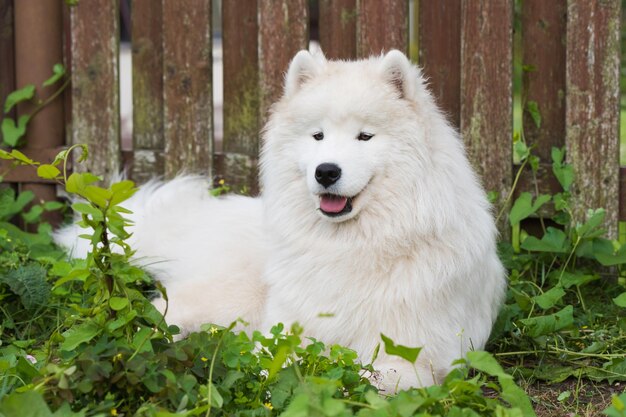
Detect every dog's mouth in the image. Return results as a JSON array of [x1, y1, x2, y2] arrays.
[[319, 194, 354, 217]]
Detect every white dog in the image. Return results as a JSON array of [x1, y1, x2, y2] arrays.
[[55, 50, 506, 392]]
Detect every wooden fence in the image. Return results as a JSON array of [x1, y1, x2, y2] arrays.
[[0, 0, 623, 238]]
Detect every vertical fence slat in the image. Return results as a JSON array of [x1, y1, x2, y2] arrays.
[[221, 0, 260, 193], [461, 1, 513, 230], [522, 0, 566, 162], [566, 0, 621, 238], [162, 0, 213, 177], [319, 0, 357, 60], [132, 0, 164, 184], [356, 0, 407, 57], [70, 0, 120, 180], [14, 0, 64, 225], [258, 0, 309, 122], [418, 0, 461, 128], [0, 0, 15, 146]]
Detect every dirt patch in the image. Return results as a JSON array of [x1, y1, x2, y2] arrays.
[[521, 379, 623, 417]]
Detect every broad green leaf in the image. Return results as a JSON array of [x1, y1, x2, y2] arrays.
[[2, 115, 30, 147], [37, 164, 61, 179], [499, 377, 537, 416], [514, 140, 530, 161], [0, 391, 53, 417], [53, 268, 90, 288], [65, 172, 100, 195], [559, 271, 598, 289], [109, 296, 129, 311], [380, 333, 422, 363], [22, 205, 44, 224], [71, 202, 103, 221], [43, 200, 64, 211], [594, 240, 626, 266], [509, 192, 551, 225], [552, 147, 574, 192], [519, 305, 574, 337], [110, 180, 137, 205], [61, 320, 101, 351], [0, 264, 50, 310], [526, 100, 542, 128], [82, 185, 112, 208], [208, 383, 224, 409], [0, 189, 34, 219], [43, 63, 66, 86], [9, 148, 35, 165], [466, 351, 505, 376], [107, 310, 137, 331], [15, 356, 40, 384], [467, 351, 536, 416], [268, 345, 290, 380], [534, 287, 566, 310], [3, 84, 35, 113], [576, 208, 606, 239], [521, 227, 569, 253], [613, 292, 626, 308]]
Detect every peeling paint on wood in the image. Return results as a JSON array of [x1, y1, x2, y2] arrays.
[[566, 0, 621, 238], [319, 0, 357, 60], [132, 0, 164, 183], [460, 0, 513, 233], [70, 0, 120, 181], [419, 0, 461, 129], [356, 0, 407, 57], [222, 0, 260, 194], [258, 0, 308, 123], [162, 0, 213, 177]]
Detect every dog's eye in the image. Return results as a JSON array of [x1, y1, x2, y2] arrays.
[[313, 132, 324, 141], [357, 132, 374, 141]]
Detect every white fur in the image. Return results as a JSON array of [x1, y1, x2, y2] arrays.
[[54, 50, 506, 393]]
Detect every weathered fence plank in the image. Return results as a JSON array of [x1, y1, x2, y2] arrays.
[[259, 0, 309, 122], [419, 0, 461, 128], [0, 0, 15, 147], [131, 0, 164, 183], [162, 0, 213, 177], [319, 0, 357, 60], [222, 0, 260, 193], [70, 0, 120, 181], [522, 0, 566, 162], [460, 0, 513, 230], [356, 0, 408, 57], [565, 0, 621, 238], [14, 0, 64, 225]]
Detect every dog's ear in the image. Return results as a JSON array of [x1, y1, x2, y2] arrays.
[[379, 50, 415, 99], [284, 50, 323, 97]]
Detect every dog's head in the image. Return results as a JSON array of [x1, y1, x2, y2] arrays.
[[260, 49, 464, 245]]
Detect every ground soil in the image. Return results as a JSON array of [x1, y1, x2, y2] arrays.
[[522, 379, 623, 417]]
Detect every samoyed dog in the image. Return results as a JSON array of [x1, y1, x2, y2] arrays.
[[55, 50, 506, 392]]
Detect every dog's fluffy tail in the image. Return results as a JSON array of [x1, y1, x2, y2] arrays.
[[53, 176, 211, 259]]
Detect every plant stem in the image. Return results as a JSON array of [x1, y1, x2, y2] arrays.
[[29, 78, 70, 120], [496, 158, 528, 225]]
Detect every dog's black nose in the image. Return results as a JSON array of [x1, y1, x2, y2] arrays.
[[315, 163, 342, 188]]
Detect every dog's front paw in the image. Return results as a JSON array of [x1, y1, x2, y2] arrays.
[[369, 360, 436, 394], [367, 367, 402, 395]]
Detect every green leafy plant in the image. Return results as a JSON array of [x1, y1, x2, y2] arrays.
[[491, 145, 626, 388], [1, 64, 68, 148]]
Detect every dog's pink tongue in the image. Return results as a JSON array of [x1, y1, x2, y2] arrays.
[[320, 195, 348, 213]]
